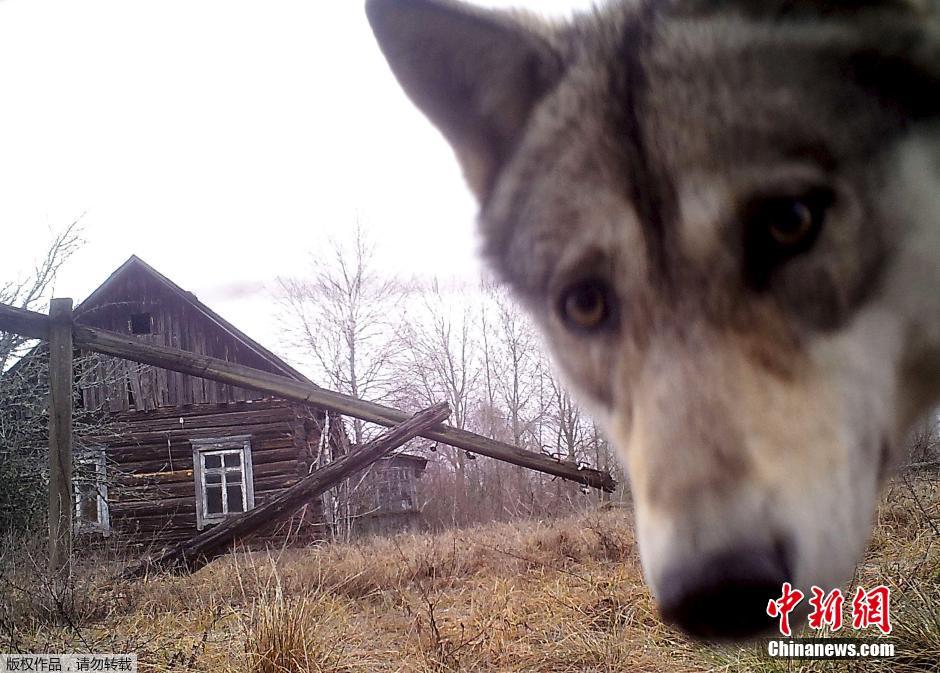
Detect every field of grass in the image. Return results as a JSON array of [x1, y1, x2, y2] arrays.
[[2, 477, 938, 673]]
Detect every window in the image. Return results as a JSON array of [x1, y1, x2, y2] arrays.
[[372, 465, 416, 513], [74, 448, 109, 535], [192, 436, 254, 529], [129, 312, 153, 335]]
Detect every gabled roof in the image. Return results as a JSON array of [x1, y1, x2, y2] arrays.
[[74, 255, 312, 384]]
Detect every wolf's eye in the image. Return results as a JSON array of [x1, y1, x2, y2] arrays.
[[749, 191, 830, 253], [767, 200, 816, 247], [559, 279, 614, 332], [743, 188, 834, 289]]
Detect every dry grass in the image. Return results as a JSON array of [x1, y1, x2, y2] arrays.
[[2, 479, 937, 673]]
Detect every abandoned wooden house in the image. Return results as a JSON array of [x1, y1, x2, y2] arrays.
[[345, 453, 428, 537], [47, 255, 425, 548]]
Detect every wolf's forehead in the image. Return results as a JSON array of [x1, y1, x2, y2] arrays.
[[638, 20, 915, 169], [482, 7, 930, 300]]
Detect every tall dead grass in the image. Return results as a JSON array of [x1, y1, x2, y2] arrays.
[[2, 478, 937, 672]]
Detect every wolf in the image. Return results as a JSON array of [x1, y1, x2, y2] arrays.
[[366, 0, 940, 640]]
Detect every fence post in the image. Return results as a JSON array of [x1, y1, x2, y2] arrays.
[[48, 298, 74, 576]]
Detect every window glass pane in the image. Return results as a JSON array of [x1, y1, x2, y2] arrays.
[[205, 473, 222, 484], [206, 486, 223, 514], [227, 484, 244, 513], [78, 485, 98, 522], [204, 454, 222, 469], [228, 470, 242, 484], [223, 453, 241, 468]]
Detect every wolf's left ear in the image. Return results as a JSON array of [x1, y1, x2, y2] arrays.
[[366, 0, 562, 201]]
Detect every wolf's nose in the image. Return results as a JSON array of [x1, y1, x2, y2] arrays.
[[658, 545, 789, 640]]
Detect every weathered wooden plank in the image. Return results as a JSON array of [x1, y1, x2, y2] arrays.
[[128, 363, 144, 410], [114, 512, 198, 532], [110, 398, 294, 421], [116, 456, 299, 488], [252, 459, 299, 479], [113, 495, 195, 518], [91, 424, 292, 447], [117, 469, 194, 487], [140, 364, 156, 411], [123, 403, 451, 577], [0, 302, 49, 339], [106, 436, 295, 462], [115, 447, 297, 475], [47, 298, 73, 576], [153, 338, 169, 407], [105, 407, 295, 433], [111, 474, 297, 501]]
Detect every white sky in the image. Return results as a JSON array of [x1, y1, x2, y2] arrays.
[[0, 0, 595, 360]]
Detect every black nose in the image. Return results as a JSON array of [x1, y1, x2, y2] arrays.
[[658, 544, 790, 640]]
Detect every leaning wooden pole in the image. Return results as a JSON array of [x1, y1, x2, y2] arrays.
[[47, 298, 74, 576], [123, 402, 451, 579], [73, 326, 615, 491], [0, 303, 616, 491]]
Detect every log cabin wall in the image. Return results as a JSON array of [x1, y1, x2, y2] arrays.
[[74, 261, 296, 412], [91, 399, 328, 547]]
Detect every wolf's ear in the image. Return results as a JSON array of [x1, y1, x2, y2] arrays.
[[366, 0, 562, 201]]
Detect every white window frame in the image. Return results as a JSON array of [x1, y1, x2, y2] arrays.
[[74, 447, 110, 536], [191, 435, 254, 530]]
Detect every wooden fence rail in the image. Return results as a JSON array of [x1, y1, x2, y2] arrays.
[[0, 302, 617, 491]]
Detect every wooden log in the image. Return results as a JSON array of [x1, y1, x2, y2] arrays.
[[0, 301, 49, 340], [122, 402, 451, 578], [111, 473, 298, 501], [0, 302, 617, 491], [108, 407, 295, 433], [47, 298, 74, 576], [115, 446, 296, 474], [75, 320, 616, 491], [114, 495, 196, 518], [88, 423, 292, 447]]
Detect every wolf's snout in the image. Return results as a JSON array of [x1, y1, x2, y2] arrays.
[[658, 544, 789, 640]]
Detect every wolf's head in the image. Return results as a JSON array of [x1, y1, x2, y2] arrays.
[[367, 0, 940, 639]]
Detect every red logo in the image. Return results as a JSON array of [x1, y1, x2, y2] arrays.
[[766, 582, 804, 637], [768, 584, 892, 636], [852, 586, 892, 634], [808, 587, 845, 631]]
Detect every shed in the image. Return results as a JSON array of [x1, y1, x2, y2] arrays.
[[343, 453, 428, 537]]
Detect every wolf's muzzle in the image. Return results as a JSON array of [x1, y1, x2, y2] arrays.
[[657, 542, 790, 640]]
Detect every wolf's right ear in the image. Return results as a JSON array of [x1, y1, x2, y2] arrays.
[[366, 0, 562, 202]]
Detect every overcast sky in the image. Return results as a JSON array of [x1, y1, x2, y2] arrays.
[[0, 0, 595, 361]]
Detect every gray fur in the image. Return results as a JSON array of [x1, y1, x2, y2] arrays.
[[368, 0, 940, 639]]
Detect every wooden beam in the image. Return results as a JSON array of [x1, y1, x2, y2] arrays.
[[47, 298, 74, 576], [72, 324, 615, 491], [124, 403, 451, 578], [0, 302, 617, 491], [0, 301, 49, 340]]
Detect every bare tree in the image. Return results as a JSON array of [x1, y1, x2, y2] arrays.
[[398, 284, 482, 524], [0, 221, 85, 534], [277, 223, 406, 445], [478, 286, 555, 516], [0, 221, 83, 374], [276, 223, 412, 541]]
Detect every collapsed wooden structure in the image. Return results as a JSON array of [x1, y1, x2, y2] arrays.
[[123, 403, 451, 578], [0, 275, 616, 574]]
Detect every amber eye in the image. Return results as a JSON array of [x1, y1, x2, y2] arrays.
[[767, 199, 817, 247], [743, 187, 834, 290], [559, 279, 614, 332]]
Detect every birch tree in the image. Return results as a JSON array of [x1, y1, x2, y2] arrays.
[[277, 223, 405, 445]]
